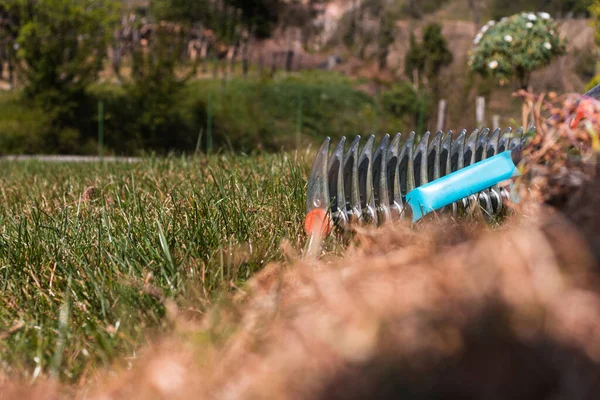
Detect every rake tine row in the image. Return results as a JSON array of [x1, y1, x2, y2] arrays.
[[306, 126, 534, 230]]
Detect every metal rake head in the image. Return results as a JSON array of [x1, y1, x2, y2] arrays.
[[306, 127, 535, 232]]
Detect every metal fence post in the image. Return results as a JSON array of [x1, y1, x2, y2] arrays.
[[207, 97, 213, 154], [98, 100, 104, 160], [296, 92, 303, 149]]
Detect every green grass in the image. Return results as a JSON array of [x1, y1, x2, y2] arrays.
[[0, 153, 310, 381]]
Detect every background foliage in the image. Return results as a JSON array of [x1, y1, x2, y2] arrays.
[[469, 12, 567, 89], [0, 0, 598, 155]]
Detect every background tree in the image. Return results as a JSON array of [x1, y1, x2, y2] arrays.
[[421, 23, 453, 94], [469, 12, 566, 90], [14, 0, 117, 99], [378, 12, 395, 70], [0, 3, 21, 86], [585, 0, 600, 90], [467, 0, 483, 25], [404, 32, 425, 83], [488, 0, 593, 20], [126, 21, 192, 150], [227, 0, 282, 39], [403, 23, 453, 95], [590, 0, 600, 49], [8, 0, 117, 151], [403, 0, 449, 19]]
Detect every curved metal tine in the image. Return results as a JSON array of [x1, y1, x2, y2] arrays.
[[386, 133, 404, 220], [464, 129, 479, 167], [474, 128, 494, 216], [413, 131, 430, 188], [474, 128, 495, 215], [508, 127, 524, 150], [500, 187, 511, 206], [463, 129, 481, 214], [459, 193, 478, 219], [343, 135, 362, 223], [460, 126, 486, 217], [498, 127, 518, 210], [477, 191, 494, 221], [399, 131, 416, 198], [440, 130, 453, 177], [433, 130, 453, 215], [475, 127, 490, 162], [486, 128, 501, 159], [450, 130, 466, 217], [358, 134, 377, 225], [427, 131, 443, 182], [485, 128, 503, 214], [450, 129, 466, 173], [489, 188, 503, 216], [498, 127, 512, 153], [373, 134, 391, 224], [306, 137, 330, 216], [327, 136, 347, 228]]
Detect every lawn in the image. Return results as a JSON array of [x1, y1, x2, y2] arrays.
[[0, 153, 310, 381]]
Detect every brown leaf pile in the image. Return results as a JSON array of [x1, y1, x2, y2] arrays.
[[2, 93, 600, 400], [514, 90, 599, 207]]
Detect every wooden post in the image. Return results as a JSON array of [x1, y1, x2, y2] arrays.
[[436, 99, 447, 132], [492, 115, 500, 130], [412, 69, 419, 90], [271, 52, 277, 75], [373, 87, 380, 134], [476, 96, 485, 127], [417, 93, 424, 135]]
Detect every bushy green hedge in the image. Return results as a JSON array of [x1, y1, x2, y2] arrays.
[[0, 92, 49, 155], [469, 12, 566, 89], [184, 73, 405, 152], [0, 72, 413, 155], [380, 82, 431, 126]]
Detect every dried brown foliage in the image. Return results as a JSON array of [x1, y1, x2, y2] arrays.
[[3, 93, 600, 399]]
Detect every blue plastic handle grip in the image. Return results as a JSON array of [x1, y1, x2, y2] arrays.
[[406, 150, 521, 222]]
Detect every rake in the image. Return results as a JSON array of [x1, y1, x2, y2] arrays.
[[305, 126, 532, 237], [303, 85, 600, 255]]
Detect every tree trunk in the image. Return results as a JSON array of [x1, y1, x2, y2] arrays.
[[7, 46, 13, 87], [467, 0, 481, 26], [201, 41, 209, 74], [112, 45, 122, 80], [229, 43, 237, 75], [516, 67, 529, 90], [242, 41, 250, 77]]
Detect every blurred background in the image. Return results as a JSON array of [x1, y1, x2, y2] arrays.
[[0, 0, 597, 156]]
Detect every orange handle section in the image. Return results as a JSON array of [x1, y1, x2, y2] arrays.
[[304, 209, 332, 237]]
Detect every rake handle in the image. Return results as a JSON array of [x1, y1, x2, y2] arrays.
[[406, 150, 521, 222]]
